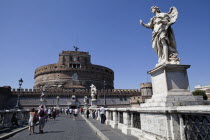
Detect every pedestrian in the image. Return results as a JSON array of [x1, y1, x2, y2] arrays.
[[28, 108, 36, 135], [52, 108, 56, 120], [38, 106, 47, 133], [100, 106, 105, 124], [86, 109, 90, 119], [73, 108, 78, 120], [69, 108, 73, 118], [11, 113, 19, 126], [47, 108, 51, 119], [80, 108, 83, 115]]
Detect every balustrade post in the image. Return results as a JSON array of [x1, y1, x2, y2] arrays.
[[179, 114, 186, 140], [111, 109, 118, 128], [122, 109, 131, 135], [105, 110, 110, 125], [97, 109, 100, 121], [131, 112, 133, 127]]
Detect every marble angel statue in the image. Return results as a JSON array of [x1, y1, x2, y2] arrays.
[[140, 6, 180, 66]]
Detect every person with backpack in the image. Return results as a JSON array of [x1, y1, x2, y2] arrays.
[[38, 106, 46, 133]]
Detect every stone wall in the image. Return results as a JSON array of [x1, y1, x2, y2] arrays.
[[0, 87, 12, 110], [10, 88, 141, 109]]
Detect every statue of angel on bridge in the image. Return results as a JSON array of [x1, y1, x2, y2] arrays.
[[90, 84, 97, 101], [140, 6, 180, 66]]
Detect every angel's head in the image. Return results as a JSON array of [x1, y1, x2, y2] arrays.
[[151, 6, 160, 14]]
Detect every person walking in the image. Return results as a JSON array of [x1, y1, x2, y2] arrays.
[[38, 106, 46, 134], [47, 108, 51, 119], [28, 108, 36, 135], [100, 106, 105, 124], [73, 108, 78, 120], [80, 108, 83, 115], [86, 109, 90, 119], [69, 108, 73, 118], [52, 108, 57, 120]]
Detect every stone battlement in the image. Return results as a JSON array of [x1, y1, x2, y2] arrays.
[[61, 50, 89, 55], [11, 88, 141, 97]]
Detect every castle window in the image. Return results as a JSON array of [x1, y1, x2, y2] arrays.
[[70, 57, 73, 61], [78, 57, 80, 61]]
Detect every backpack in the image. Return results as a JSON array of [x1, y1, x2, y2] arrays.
[[39, 110, 45, 117]]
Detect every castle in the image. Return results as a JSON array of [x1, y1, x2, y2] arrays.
[[34, 50, 114, 90], [1, 49, 153, 109]]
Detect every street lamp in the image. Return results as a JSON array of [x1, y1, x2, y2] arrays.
[[56, 96, 60, 108], [103, 80, 107, 107], [15, 78, 23, 109]]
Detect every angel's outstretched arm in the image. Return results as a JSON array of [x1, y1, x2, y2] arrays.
[[140, 18, 153, 29]]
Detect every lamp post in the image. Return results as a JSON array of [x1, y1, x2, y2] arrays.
[[103, 80, 106, 107], [15, 78, 23, 109], [56, 96, 60, 108]]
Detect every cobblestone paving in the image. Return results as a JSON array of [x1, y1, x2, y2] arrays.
[[7, 115, 100, 140]]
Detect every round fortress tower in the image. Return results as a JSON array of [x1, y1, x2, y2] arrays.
[[34, 50, 114, 90]]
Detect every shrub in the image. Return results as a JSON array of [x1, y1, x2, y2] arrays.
[[192, 90, 208, 100]]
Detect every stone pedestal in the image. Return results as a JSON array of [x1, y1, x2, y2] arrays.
[[40, 97, 46, 108], [141, 64, 204, 107], [91, 99, 97, 107], [83, 104, 88, 109]]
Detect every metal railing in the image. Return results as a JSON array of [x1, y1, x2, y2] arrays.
[[182, 114, 210, 140], [133, 112, 140, 129], [119, 112, 123, 124]]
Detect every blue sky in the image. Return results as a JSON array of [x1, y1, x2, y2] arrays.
[[0, 0, 209, 90]]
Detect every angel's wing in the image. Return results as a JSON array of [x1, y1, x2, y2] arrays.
[[168, 7, 178, 25]]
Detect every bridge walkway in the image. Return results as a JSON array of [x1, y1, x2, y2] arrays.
[[6, 115, 100, 140]]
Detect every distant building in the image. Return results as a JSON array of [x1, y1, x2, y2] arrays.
[[194, 85, 210, 91], [130, 82, 153, 107]]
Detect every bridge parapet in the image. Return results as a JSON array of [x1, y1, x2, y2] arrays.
[[0, 109, 30, 129], [89, 105, 210, 140]]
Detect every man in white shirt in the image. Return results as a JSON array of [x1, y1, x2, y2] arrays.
[[100, 106, 105, 124], [69, 108, 73, 118], [73, 108, 78, 120]]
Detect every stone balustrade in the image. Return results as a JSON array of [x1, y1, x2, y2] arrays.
[[0, 109, 30, 129], [90, 106, 210, 140]]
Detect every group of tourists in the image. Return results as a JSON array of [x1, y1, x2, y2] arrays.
[[62, 107, 79, 120], [84, 106, 106, 124], [28, 106, 58, 135], [28, 105, 106, 135]]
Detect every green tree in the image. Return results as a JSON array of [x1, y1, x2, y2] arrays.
[[192, 90, 208, 100]]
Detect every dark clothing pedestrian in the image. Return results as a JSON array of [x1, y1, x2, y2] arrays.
[[86, 109, 90, 119]]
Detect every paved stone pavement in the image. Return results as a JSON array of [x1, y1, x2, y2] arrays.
[[6, 115, 101, 140], [83, 116, 138, 140]]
